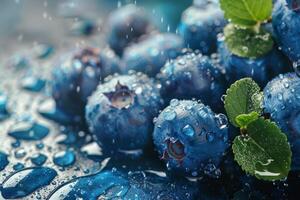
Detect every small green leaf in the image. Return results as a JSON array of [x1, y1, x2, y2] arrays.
[[224, 24, 274, 58], [235, 111, 259, 128], [232, 118, 292, 181], [224, 78, 262, 127], [220, 0, 272, 27]]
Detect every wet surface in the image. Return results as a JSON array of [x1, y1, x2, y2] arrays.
[[0, 1, 193, 199]]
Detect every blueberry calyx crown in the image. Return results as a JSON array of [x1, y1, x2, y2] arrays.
[[104, 81, 136, 109], [73, 47, 101, 67], [287, 0, 300, 11], [162, 138, 185, 165]]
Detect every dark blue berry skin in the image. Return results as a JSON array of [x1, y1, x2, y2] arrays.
[[107, 4, 153, 57], [153, 100, 229, 178], [218, 37, 291, 87], [157, 52, 227, 112], [286, 0, 300, 11], [122, 33, 184, 77], [85, 73, 163, 155], [263, 72, 300, 170], [273, 0, 300, 63], [52, 47, 120, 119], [178, 1, 226, 55]]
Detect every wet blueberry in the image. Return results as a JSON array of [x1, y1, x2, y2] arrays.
[[178, 0, 226, 55], [122, 33, 184, 77], [52, 47, 120, 120], [85, 73, 163, 155], [273, 0, 300, 63], [286, 0, 300, 11], [153, 100, 229, 177], [157, 52, 227, 112], [106, 4, 153, 56], [217, 35, 291, 87], [263, 72, 300, 170]]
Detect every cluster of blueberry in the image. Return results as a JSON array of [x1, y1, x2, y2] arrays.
[[1, 0, 300, 199]]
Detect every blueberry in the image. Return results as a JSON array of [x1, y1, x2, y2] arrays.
[[107, 4, 153, 57], [286, 0, 300, 11], [122, 33, 184, 77], [85, 73, 163, 154], [178, 0, 226, 55], [218, 36, 291, 87], [153, 100, 229, 177], [157, 52, 227, 112], [272, 0, 300, 63], [52, 47, 120, 119], [263, 72, 300, 170]]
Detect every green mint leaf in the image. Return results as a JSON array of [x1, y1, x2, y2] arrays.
[[220, 0, 272, 27], [224, 78, 263, 127], [224, 24, 274, 58], [235, 111, 259, 128], [232, 118, 292, 181]]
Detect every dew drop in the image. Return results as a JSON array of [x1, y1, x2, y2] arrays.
[[163, 110, 176, 121], [214, 114, 228, 129], [53, 150, 76, 167], [21, 76, 46, 92], [30, 153, 47, 166], [182, 124, 195, 137], [13, 163, 25, 171], [8, 121, 49, 141], [206, 133, 214, 142]]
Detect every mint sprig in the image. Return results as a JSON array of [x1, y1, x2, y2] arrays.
[[220, 0, 272, 28], [235, 111, 259, 129], [225, 78, 292, 181], [220, 0, 274, 58], [224, 24, 274, 58], [233, 118, 291, 181], [224, 78, 262, 127]]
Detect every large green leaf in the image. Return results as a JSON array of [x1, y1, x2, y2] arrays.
[[224, 78, 262, 127], [224, 24, 274, 58], [220, 0, 272, 27], [232, 118, 292, 181]]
